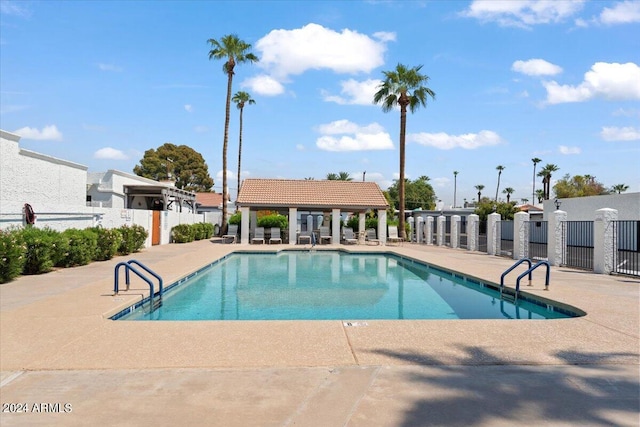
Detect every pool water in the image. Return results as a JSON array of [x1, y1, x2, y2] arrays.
[[116, 252, 579, 321]]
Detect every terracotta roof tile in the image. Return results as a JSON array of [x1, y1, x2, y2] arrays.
[[237, 179, 389, 210], [195, 192, 223, 207]]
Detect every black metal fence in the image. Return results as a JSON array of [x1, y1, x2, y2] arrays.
[[562, 221, 594, 270], [527, 220, 548, 261], [498, 221, 513, 258], [613, 220, 639, 277]]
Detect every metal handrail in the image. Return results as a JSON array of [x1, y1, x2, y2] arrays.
[[515, 261, 550, 302], [500, 258, 532, 299], [114, 261, 163, 311], [126, 260, 163, 297]]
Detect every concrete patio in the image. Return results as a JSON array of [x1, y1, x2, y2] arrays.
[[1, 239, 638, 426]]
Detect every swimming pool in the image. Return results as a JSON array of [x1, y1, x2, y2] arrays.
[[114, 251, 582, 321]]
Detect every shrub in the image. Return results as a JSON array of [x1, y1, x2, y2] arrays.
[[0, 228, 26, 284], [257, 214, 288, 230], [228, 212, 242, 225], [192, 223, 206, 241], [172, 224, 195, 243], [21, 227, 56, 275], [91, 227, 122, 261], [346, 216, 359, 231], [202, 222, 214, 239], [61, 228, 98, 267], [33, 227, 69, 268], [118, 224, 148, 255]]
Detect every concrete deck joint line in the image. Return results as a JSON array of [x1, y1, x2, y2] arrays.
[[340, 321, 360, 365]]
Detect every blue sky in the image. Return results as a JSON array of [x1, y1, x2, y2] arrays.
[[1, 0, 639, 206]]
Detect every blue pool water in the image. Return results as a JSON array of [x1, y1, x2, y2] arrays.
[[115, 251, 581, 321]]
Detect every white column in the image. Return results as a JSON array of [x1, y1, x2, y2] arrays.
[[359, 212, 366, 234], [451, 215, 461, 249], [467, 214, 479, 252], [378, 209, 387, 245], [436, 215, 446, 246], [332, 209, 341, 244], [250, 210, 257, 235], [425, 216, 434, 245], [408, 217, 415, 242], [288, 207, 297, 245], [548, 210, 567, 266], [416, 216, 424, 244], [240, 207, 250, 244], [487, 212, 501, 256], [594, 208, 618, 274], [513, 211, 529, 260]]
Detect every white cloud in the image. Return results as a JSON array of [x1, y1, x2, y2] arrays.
[[601, 126, 640, 141], [94, 147, 128, 160], [242, 74, 285, 96], [461, 0, 585, 28], [512, 59, 563, 76], [13, 125, 63, 141], [600, 1, 640, 25], [255, 23, 391, 80], [432, 177, 449, 188], [322, 78, 382, 105], [315, 120, 393, 152], [372, 31, 396, 42], [0, 1, 31, 17], [184, 104, 193, 113], [408, 130, 504, 150], [543, 62, 640, 104], [97, 63, 123, 72], [558, 145, 581, 155]]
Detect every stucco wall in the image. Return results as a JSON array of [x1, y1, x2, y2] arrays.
[[543, 193, 640, 221]]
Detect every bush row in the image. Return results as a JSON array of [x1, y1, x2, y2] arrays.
[[171, 222, 215, 243], [0, 224, 148, 284]]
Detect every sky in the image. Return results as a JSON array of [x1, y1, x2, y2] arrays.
[[1, 0, 639, 207]]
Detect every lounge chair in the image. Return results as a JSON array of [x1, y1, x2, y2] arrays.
[[222, 224, 238, 243], [342, 227, 358, 245], [298, 230, 313, 245], [319, 226, 332, 244], [365, 228, 380, 245], [268, 227, 282, 244], [251, 227, 265, 244], [387, 226, 404, 246]]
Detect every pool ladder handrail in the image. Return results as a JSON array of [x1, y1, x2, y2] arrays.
[[500, 259, 550, 302], [114, 260, 164, 311]]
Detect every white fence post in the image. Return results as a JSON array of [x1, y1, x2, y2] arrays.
[[425, 216, 434, 245], [594, 208, 618, 274], [436, 215, 446, 246], [416, 216, 424, 244], [451, 215, 461, 249], [467, 214, 479, 252], [487, 212, 500, 256], [548, 210, 567, 266], [513, 211, 529, 260]]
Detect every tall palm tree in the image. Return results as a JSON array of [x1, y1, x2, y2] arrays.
[[612, 183, 629, 194], [531, 157, 541, 204], [502, 187, 515, 203], [208, 34, 258, 233], [453, 171, 459, 208], [537, 163, 559, 200], [475, 184, 484, 204], [232, 90, 255, 201], [494, 165, 505, 202], [535, 189, 545, 203], [374, 63, 435, 239], [337, 171, 353, 181]]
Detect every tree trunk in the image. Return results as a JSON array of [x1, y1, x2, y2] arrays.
[[221, 65, 234, 233], [236, 106, 244, 203], [398, 94, 409, 240]]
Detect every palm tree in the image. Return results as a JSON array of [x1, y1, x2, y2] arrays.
[[232, 91, 255, 201], [612, 184, 629, 194], [374, 63, 435, 239], [502, 187, 515, 203], [326, 173, 339, 180], [453, 171, 459, 208], [531, 157, 541, 205], [475, 184, 484, 203], [495, 165, 505, 202], [337, 171, 353, 181], [537, 163, 559, 200], [535, 189, 545, 203], [208, 34, 258, 233]]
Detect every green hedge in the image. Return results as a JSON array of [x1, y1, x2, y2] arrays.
[[0, 228, 26, 284], [171, 222, 215, 243], [257, 214, 288, 230], [117, 224, 148, 255], [91, 227, 123, 261]]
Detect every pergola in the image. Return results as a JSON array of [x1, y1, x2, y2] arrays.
[[235, 178, 390, 244]]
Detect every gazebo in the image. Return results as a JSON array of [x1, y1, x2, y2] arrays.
[[235, 178, 390, 244]]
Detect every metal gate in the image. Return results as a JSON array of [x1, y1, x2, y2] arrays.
[[499, 221, 513, 258], [562, 221, 593, 270], [613, 220, 639, 277], [527, 220, 548, 261]]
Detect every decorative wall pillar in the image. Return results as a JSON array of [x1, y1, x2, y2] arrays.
[[451, 215, 461, 249], [548, 210, 567, 266], [487, 212, 501, 256], [436, 215, 446, 246], [425, 216, 434, 245], [467, 214, 479, 252], [513, 211, 529, 260], [594, 208, 618, 274]]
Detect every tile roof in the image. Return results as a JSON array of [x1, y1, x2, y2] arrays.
[[195, 192, 223, 207], [237, 178, 389, 210]]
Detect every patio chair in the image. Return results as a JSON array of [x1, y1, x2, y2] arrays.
[[342, 227, 358, 245], [251, 227, 265, 244], [222, 224, 238, 243], [319, 226, 332, 244], [297, 230, 313, 245], [387, 226, 404, 246], [269, 227, 282, 244], [365, 228, 381, 245]]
